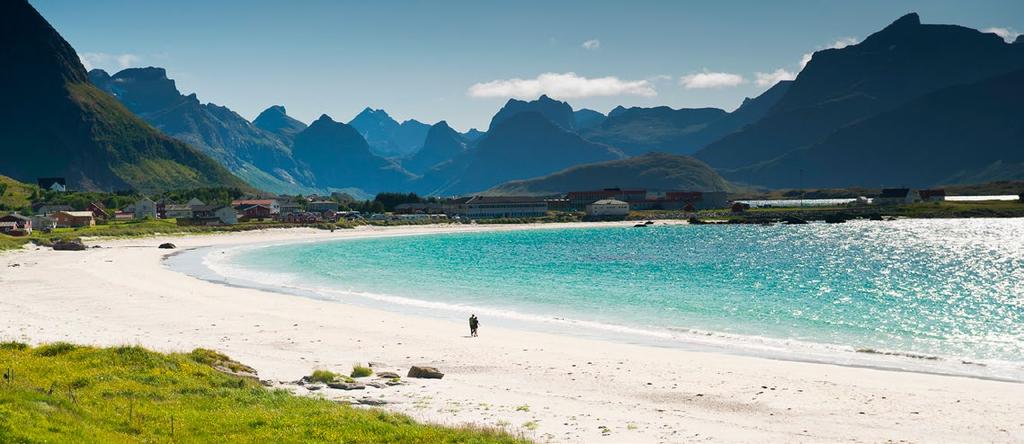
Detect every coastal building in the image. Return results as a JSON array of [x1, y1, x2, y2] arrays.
[[281, 212, 321, 224], [87, 202, 110, 220], [232, 199, 280, 214], [566, 188, 647, 210], [186, 198, 206, 208], [37, 177, 67, 192], [394, 202, 445, 214], [133, 197, 157, 220], [875, 188, 921, 205], [918, 189, 946, 202], [586, 199, 630, 217], [0, 213, 32, 236], [32, 203, 72, 216], [240, 204, 272, 220], [53, 211, 95, 228], [449, 196, 549, 219], [31, 215, 56, 231], [163, 204, 194, 219], [278, 201, 302, 215], [182, 205, 238, 226], [307, 201, 340, 213]]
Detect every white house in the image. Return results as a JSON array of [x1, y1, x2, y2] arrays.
[[164, 204, 193, 219], [874, 188, 921, 205], [133, 197, 158, 219], [586, 199, 630, 217]]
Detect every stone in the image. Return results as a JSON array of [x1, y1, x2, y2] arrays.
[[357, 398, 388, 406], [407, 366, 444, 379], [327, 381, 366, 390], [52, 239, 86, 251], [306, 384, 324, 391], [365, 381, 387, 389], [158, 242, 176, 249], [376, 371, 400, 379]]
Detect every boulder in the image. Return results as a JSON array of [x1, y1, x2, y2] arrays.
[[158, 242, 176, 249], [306, 384, 324, 391], [52, 239, 86, 251], [375, 371, 400, 379], [365, 381, 387, 389], [357, 398, 389, 406], [407, 366, 444, 379], [327, 381, 366, 390]]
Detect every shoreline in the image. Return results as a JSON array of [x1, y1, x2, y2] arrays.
[[2, 222, 1023, 442]]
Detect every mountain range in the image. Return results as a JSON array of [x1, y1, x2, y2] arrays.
[[0, 0, 247, 193], [3, 4, 1022, 197], [695, 13, 1024, 188]]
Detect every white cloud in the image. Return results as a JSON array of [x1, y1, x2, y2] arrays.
[[79, 52, 141, 71], [800, 37, 859, 69], [679, 71, 745, 89], [755, 69, 796, 86], [983, 27, 1021, 43], [582, 39, 601, 50], [467, 72, 656, 99]]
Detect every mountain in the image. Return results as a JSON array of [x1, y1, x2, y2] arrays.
[[579, 81, 791, 157], [90, 68, 314, 193], [347, 108, 430, 158], [253, 105, 307, 145], [462, 128, 485, 141], [731, 68, 1024, 188], [292, 115, 415, 193], [487, 152, 732, 196], [0, 0, 247, 192], [403, 121, 469, 174], [573, 109, 606, 130], [487, 95, 575, 132], [581, 106, 727, 155], [696, 13, 1024, 170], [416, 112, 624, 195]]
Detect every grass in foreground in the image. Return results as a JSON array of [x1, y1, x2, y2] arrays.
[[0, 342, 525, 443]]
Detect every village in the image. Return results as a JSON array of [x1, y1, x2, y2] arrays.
[[2, 176, 1023, 242]]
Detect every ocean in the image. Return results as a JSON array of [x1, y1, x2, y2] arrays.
[[171, 219, 1024, 380]]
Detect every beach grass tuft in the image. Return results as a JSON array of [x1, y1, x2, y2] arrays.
[[308, 369, 341, 383], [350, 364, 373, 378], [0, 343, 527, 443]]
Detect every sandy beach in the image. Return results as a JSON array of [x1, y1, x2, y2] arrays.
[[2, 223, 1022, 443]]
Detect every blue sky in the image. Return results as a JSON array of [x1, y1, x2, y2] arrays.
[[33, 0, 1023, 131]]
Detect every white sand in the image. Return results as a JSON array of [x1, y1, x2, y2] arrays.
[[1, 223, 1022, 443]]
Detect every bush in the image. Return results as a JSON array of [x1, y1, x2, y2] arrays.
[[309, 369, 341, 383], [34, 342, 77, 356], [0, 341, 28, 351], [350, 365, 373, 378]]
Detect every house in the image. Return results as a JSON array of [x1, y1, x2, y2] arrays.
[[186, 198, 206, 208], [586, 199, 630, 218], [875, 188, 921, 205], [87, 202, 110, 220], [731, 202, 750, 213], [113, 211, 134, 220], [282, 212, 322, 224], [31, 215, 56, 231], [182, 205, 237, 226], [37, 177, 67, 192], [276, 199, 302, 215], [0, 213, 32, 236], [566, 188, 647, 210], [53, 211, 95, 228], [240, 204, 272, 220], [918, 189, 946, 202], [232, 199, 280, 214], [307, 200, 340, 213], [448, 196, 548, 219], [32, 203, 72, 216], [133, 197, 158, 219], [163, 204, 193, 219]]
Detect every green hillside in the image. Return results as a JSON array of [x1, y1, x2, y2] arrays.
[[0, 175, 35, 212]]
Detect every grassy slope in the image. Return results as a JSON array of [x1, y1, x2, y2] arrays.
[[0, 175, 35, 212], [0, 342, 524, 443]]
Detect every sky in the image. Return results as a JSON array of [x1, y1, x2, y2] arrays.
[[33, 0, 1024, 131]]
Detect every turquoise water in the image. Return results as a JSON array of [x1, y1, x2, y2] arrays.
[[210, 220, 1024, 378]]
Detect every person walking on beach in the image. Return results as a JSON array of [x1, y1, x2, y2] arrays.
[[469, 314, 479, 337]]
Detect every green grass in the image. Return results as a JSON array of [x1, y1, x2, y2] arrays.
[[0, 343, 525, 443], [350, 365, 373, 378], [308, 369, 341, 384], [0, 175, 35, 213]]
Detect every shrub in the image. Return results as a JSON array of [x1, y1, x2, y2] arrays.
[[350, 365, 373, 378], [34, 342, 77, 356], [309, 369, 341, 383], [0, 341, 28, 351]]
